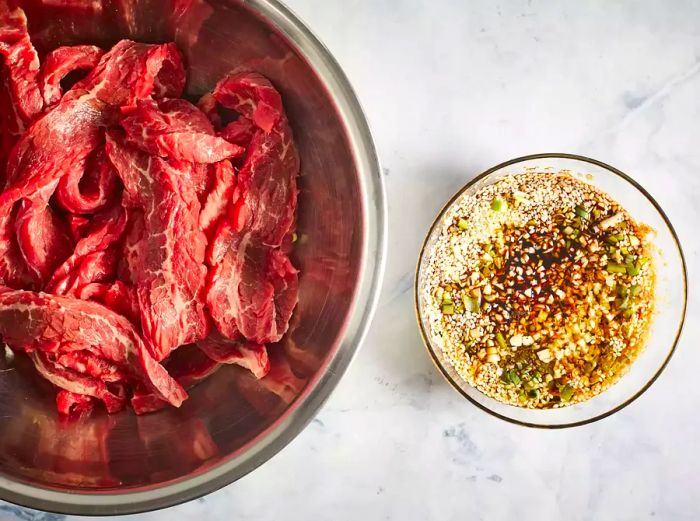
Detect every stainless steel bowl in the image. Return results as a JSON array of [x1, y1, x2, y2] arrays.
[[0, 0, 385, 514]]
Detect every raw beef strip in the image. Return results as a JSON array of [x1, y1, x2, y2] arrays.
[[56, 389, 95, 417], [14, 40, 182, 195], [199, 159, 235, 237], [213, 72, 283, 133], [197, 329, 269, 378], [0, 288, 187, 407], [40, 44, 104, 107], [55, 147, 119, 214], [120, 98, 243, 163], [197, 92, 221, 128], [67, 40, 185, 106], [46, 204, 127, 294], [0, 41, 181, 287], [31, 351, 126, 413], [77, 280, 139, 325], [219, 117, 254, 148], [0, 96, 104, 217], [14, 179, 73, 284], [1, 40, 182, 210], [0, 210, 39, 289], [207, 229, 298, 344], [211, 72, 299, 246], [106, 132, 209, 360], [52, 248, 118, 297], [131, 344, 220, 414], [66, 214, 91, 241], [235, 352, 306, 417], [0, 7, 43, 129], [227, 124, 299, 247], [56, 350, 128, 382]]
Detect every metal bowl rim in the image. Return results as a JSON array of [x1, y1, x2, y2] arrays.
[[0, 0, 387, 514]]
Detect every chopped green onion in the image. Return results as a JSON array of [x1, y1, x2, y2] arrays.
[[495, 332, 507, 350], [518, 392, 527, 403], [623, 308, 634, 318], [527, 389, 539, 399], [617, 296, 630, 310], [630, 284, 642, 296], [563, 226, 575, 236], [463, 295, 480, 313], [606, 263, 627, 274], [606, 235, 620, 244], [626, 262, 640, 276], [592, 208, 601, 219], [441, 303, 454, 315], [501, 370, 520, 386], [638, 256, 649, 266], [442, 293, 453, 304], [491, 197, 505, 212], [617, 285, 629, 298], [560, 385, 574, 402], [575, 205, 589, 219], [458, 218, 468, 230], [565, 239, 572, 249], [523, 379, 537, 391]]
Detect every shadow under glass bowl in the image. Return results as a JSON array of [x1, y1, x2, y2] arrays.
[[0, 0, 385, 515], [416, 153, 687, 429]]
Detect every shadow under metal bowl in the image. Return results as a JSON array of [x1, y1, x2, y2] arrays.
[[416, 154, 686, 429], [0, 0, 385, 514]]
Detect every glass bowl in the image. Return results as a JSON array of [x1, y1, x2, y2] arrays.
[[415, 154, 687, 428]]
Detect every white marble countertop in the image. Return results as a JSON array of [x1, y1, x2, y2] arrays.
[[4, 1, 699, 520]]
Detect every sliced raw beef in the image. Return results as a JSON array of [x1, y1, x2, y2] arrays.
[[31, 351, 127, 413], [14, 179, 73, 284], [197, 92, 221, 128], [55, 147, 120, 215], [199, 159, 235, 237], [0, 14, 302, 417], [131, 344, 220, 414], [76, 280, 140, 325], [227, 124, 299, 247], [40, 45, 104, 107], [207, 229, 298, 344], [213, 72, 283, 133], [46, 204, 127, 294], [67, 39, 185, 106], [219, 117, 254, 148], [0, 288, 187, 408], [57, 350, 128, 383], [120, 98, 243, 163], [56, 389, 96, 417], [235, 351, 306, 417], [197, 329, 269, 378], [0, 40, 182, 219], [0, 211, 39, 289], [0, 7, 43, 129], [212, 72, 299, 247], [51, 248, 118, 297], [106, 131, 209, 360]]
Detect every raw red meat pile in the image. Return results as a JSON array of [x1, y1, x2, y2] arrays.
[[0, 6, 300, 416]]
